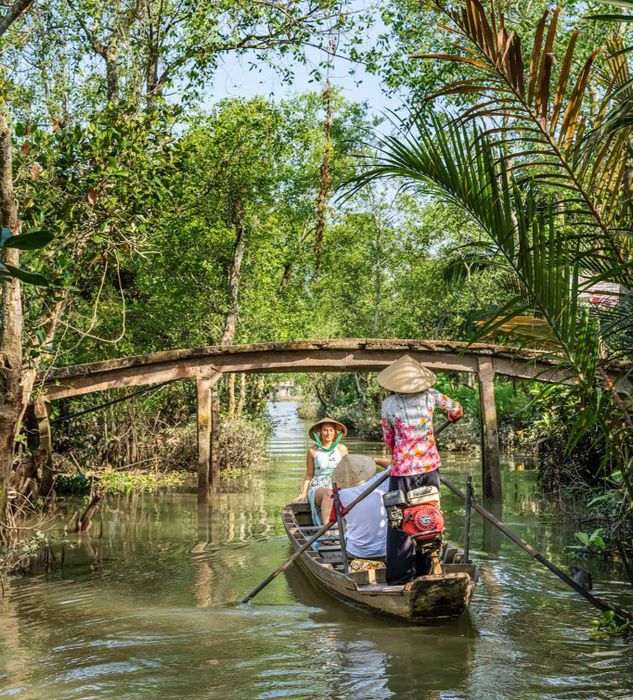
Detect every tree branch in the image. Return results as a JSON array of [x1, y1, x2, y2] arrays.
[[0, 0, 34, 37]]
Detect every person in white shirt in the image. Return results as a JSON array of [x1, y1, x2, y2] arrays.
[[332, 454, 388, 560]]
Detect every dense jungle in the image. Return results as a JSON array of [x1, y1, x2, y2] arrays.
[[0, 0, 632, 695]]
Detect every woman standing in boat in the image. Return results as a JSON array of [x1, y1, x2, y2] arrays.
[[296, 418, 348, 526], [377, 356, 463, 585]]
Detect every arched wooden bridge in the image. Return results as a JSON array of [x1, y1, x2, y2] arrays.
[[36, 338, 627, 502]]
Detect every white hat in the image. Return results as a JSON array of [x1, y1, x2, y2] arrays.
[[332, 454, 377, 489], [376, 355, 436, 394]]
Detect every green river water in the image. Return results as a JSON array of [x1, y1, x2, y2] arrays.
[[1, 400, 632, 699]]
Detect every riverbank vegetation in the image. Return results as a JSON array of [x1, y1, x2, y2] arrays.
[[0, 0, 631, 584]]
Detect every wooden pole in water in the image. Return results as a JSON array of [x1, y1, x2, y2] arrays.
[[210, 391, 221, 492], [34, 397, 54, 499], [440, 475, 633, 626], [196, 371, 221, 504], [477, 357, 502, 501], [463, 476, 473, 563]]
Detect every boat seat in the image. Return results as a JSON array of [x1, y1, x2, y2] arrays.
[[320, 552, 344, 565], [300, 527, 340, 537], [442, 545, 459, 563], [351, 568, 386, 585]]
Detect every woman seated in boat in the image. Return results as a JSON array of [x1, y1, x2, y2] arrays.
[[377, 355, 462, 585], [332, 454, 388, 561], [296, 417, 348, 526]]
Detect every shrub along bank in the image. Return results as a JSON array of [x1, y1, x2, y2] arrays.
[[50, 382, 272, 491]]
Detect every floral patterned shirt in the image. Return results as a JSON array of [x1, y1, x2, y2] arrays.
[[381, 389, 463, 477]]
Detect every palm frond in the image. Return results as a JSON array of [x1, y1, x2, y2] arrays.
[[350, 112, 603, 383], [421, 0, 632, 272]]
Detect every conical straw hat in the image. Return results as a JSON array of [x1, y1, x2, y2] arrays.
[[376, 355, 436, 394], [308, 417, 348, 440], [332, 454, 377, 489]]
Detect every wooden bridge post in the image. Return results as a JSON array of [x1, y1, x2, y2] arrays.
[[34, 397, 54, 498], [196, 372, 221, 504], [210, 392, 221, 492], [477, 357, 502, 501]]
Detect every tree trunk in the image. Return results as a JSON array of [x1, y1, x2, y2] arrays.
[[145, 45, 160, 101], [314, 80, 333, 272], [372, 212, 383, 336], [0, 0, 34, 36], [278, 261, 293, 296], [104, 45, 120, 105], [220, 197, 247, 346], [0, 113, 39, 526], [236, 373, 246, 416], [142, 1, 161, 103], [0, 112, 22, 519], [227, 373, 236, 416]]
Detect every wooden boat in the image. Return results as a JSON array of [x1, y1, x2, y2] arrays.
[[282, 500, 478, 624]]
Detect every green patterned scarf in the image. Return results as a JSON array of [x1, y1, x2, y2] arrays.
[[311, 431, 343, 453]]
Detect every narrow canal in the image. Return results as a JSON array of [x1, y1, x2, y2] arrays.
[[1, 401, 631, 698]]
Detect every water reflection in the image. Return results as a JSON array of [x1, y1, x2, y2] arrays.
[[284, 565, 477, 699], [0, 400, 631, 699]]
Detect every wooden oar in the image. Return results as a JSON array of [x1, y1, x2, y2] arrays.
[[240, 419, 453, 605], [440, 475, 633, 626]]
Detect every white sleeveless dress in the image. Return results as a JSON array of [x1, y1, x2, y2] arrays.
[[307, 446, 343, 526]]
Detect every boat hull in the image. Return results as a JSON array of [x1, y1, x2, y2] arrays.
[[283, 503, 477, 624]]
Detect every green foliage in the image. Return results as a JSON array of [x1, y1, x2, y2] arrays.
[[0, 531, 47, 575], [96, 470, 188, 493], [55, 473, 92, 496], [590, 610, 631, 636], [0, 227, 52, 286], [569, 528, 608, 555], [1, 228, 52, 250]]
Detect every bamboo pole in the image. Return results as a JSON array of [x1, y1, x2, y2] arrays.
[[332, 482, 349, 575]]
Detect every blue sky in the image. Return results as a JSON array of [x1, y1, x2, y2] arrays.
[[209, 40, 402, 120]]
